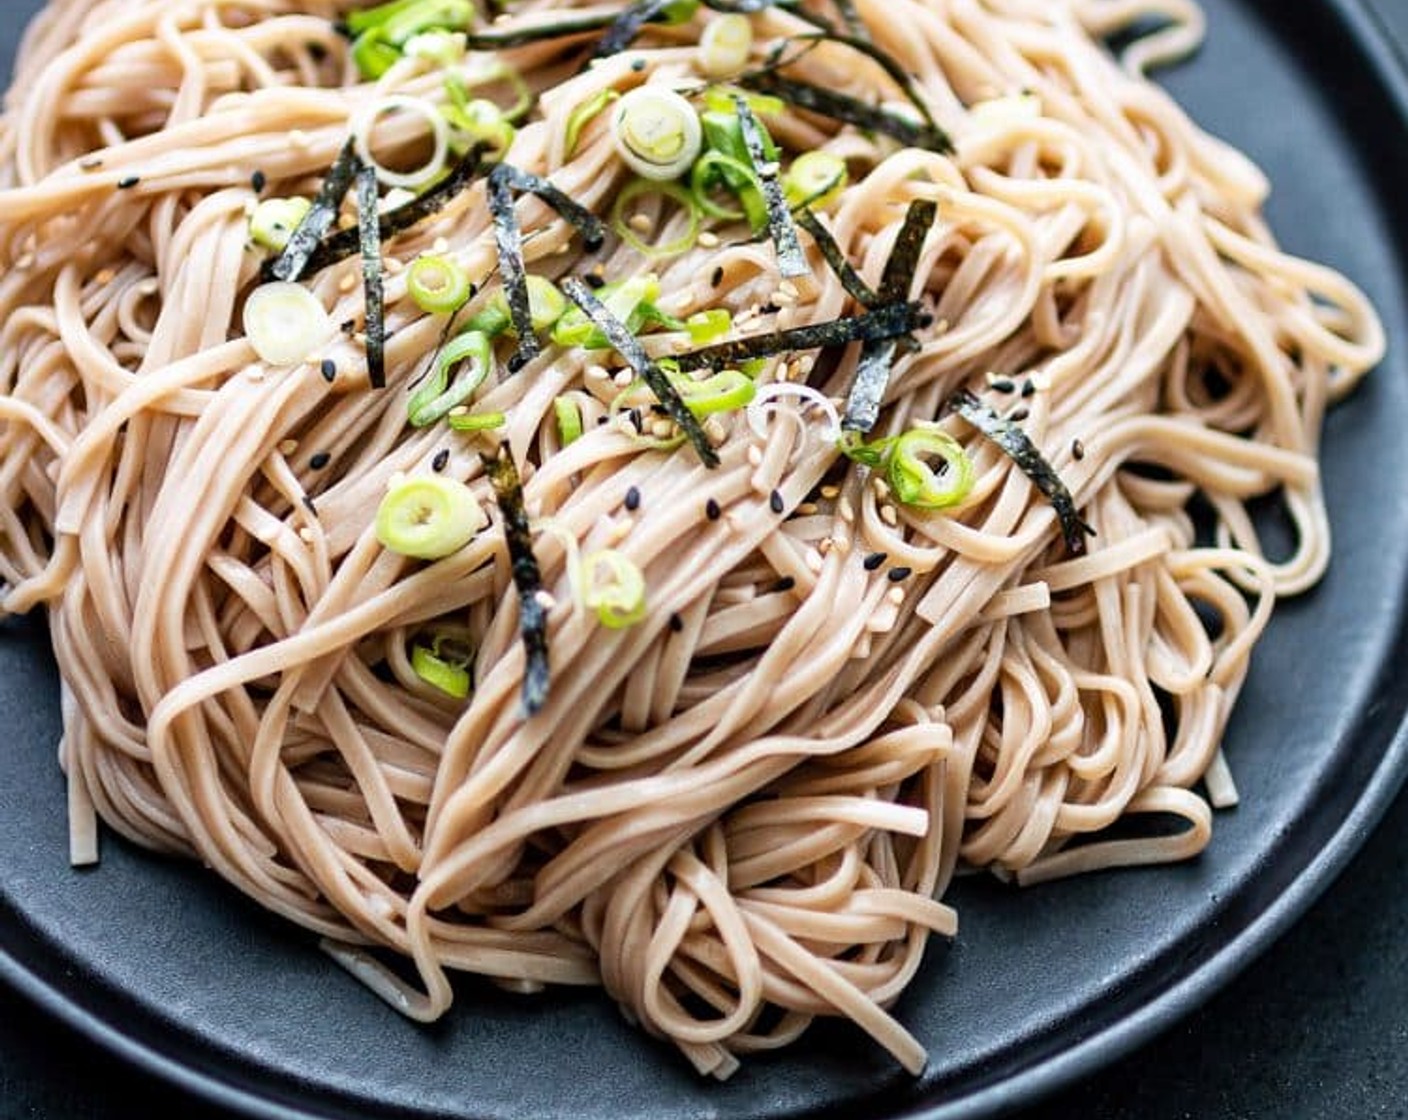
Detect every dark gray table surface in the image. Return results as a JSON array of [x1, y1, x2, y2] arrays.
[[4, 3, 1408, 1119]]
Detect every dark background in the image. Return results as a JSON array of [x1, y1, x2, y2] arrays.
[[2, 3, 1407, 1119]]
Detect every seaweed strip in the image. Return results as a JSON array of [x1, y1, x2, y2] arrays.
[[269, 138, 359, 282], [561, 277, 720, 467], [949, 389, 1094, 557], [487, 164, 540, 370], [486, 164, 606, 372], [733, 97, 808, 278], [483, 444, 552, 715], [741, 70, 948, 152], [673, 301, 926, 372], [464, 11, 618, 50], [831, 0, 869, 39], [262, 146, 485, 282], [355, 166, 386, 389], [840, 198, 936, 430], [794, 208, 877, 308], [588, 0, 679, 61]]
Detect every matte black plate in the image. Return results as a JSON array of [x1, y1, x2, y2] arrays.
[[3, 2, 1407, 1118]]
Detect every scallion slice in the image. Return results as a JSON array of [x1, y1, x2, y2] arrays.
[[565, 88, 619, 157], [249, 197, 313, 252], [555, 396, 584, 445], [407, 330, 494, 427], [579, 549, 647, 629], [611, 179, 702, 258], [375, 474, 487, 560], [411, 644, 471, 698], [242, 282, 334, 367], [407, 253, 473, 314], [612, 87, 704, 181]]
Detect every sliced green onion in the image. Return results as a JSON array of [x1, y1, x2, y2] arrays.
[[242, 282, 334, 366], [579, 549, 647, 629], [375, 474, 487, 559], [689, 150, 757, 224], [839, 425, 975, 511], [887, 427, 974, 509], [408, 330, 493, 426], [440, 87, 517, 156], [411, 644, 471, 698], [555, 396, 584, 445], [700, 13, 753, 77], [552, 274, 662, 349], [447, 410, 507, 431], [524, 275, 567, 332], [463, 299, 513, 337], [446, 63, 533, 125], [674, 367, 756, 415], [351, 0, 473, 43], [407, 254, 473, 314], [611, 179, 701, 258], [403, 29, 468, 66], [249, 197, 313, 252], [352, 94, 451, 191], [685, 308, 731, 344], [701, 85, 785, 118], [565, 89, 620, 157], [784, 151, 847, 211], [353, 32, 401, 80], [612, 87, 703, 181]]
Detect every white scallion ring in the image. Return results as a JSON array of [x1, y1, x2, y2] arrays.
[[747, 382, 843, 444], [242, 282, 334, 367], [352, 94, 450, 191], [611, 86, 703, 182]]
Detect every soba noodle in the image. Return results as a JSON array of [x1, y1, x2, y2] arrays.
[[0, 0, 1383, 1078]]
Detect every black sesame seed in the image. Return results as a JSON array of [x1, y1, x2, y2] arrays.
[[251, 170, 267, 193], [706, 498, 721, 521], [918, 312, 936, 328], [309, 451, 331, 470], [769, 490, 784, 514], [710, 266, 724, 288], [668, 612, 684, 633], [320, 358, 337, 382], [117, 175, 140, 190], [1072, 439, 1086, 461], [625, 486, 641, 512], [761, 302, 780, 316], [990, 378, 1016, 393], [630, 58, 647, 72], [772, 576, 797, 593], [1021, 379, 1037, 399], [863, 552, 888, 572], [888, 566, 913, 583], [432, 448, 451, 472], [649, 403, 669, 416], [508, 352, 529, 373], [1010, 407, 1030, 423], [80, 156, 103, 171], [628, 407, 644, 433], [340, 319, 357, 335], [596, 415, 609, 425], [583, 272, 606, 290]]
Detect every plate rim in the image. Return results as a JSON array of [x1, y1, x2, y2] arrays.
[[1, 2, 1406, 1118]]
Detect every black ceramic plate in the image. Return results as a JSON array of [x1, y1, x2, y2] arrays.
[[2, 2, 1407, 1118]]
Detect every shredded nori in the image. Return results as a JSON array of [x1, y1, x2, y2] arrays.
[[262, 146, 486, 282], [561, 277, 720, 468], [842, 200, 935, 433], [487, 163, 607, 372], [487, 165, 540, 371], [588, 0, 679, 62], [740, 71, 949, 153], [672, 301, 926, 372], [483, 443, 552, 716], [733, 97, 808, 279], [949, 389, 1094, 557], [269, 138, 360, 283], [794, 208, 878, 308], [464, 3, 691, 51], [354, 165, 386, 389]]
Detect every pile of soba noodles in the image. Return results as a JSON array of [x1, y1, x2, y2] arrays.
[[0, 0, 1384, 1079]]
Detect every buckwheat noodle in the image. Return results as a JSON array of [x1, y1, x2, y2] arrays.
[[0, 0, 1384, 1079]]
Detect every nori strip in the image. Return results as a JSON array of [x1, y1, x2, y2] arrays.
[[487, 164, 540, 371], [355, 166, 386, 389], [464, 11, 619, 50], [672, 301, 926, 372], [268, 138, 359, 282], [488, 163, 607, 251], [794, 208, 878, 308], [740, 70, 949, 153], [831, 0, 868, 39], [587, 0, 678, 61], [877, 198, 936, 304], [733, 97, 808, 279], [262, 146, 486, 281], [839, 199, 936, 431], [483, 444, 551, 716], [949, 389, 1094, 557], [561, 277, 720, 468]]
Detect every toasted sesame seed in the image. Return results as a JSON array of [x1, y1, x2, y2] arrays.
[[669, 612, 684, 632], [706, 498, 722, 521], [880, 504, 899, 526], [298, 527, 316, 543], [839, 497, 855, 523], [117, 175, 140, 190], [864, 552, 887, 571], [831, 536, 851, 556], [888, 566, 913, 583], [251, 170, 267, 193], [820, 485, 840, 500], [1010, 407, 1030, 422], [747, 446, 763, 467], [432, 449, 450, 472], [320, 358, 337, 382], [309, 452, 331, 470], [625, 486, 641, 511], [797, 502, 819, 516], [629, 212, 653, 233], [1072, 439, 1086, 461], [772, 576, 796, 593], [711, 266, 724, 287], [769, 490, 784, 514], [613, 369, 634, 388], [93, 268, 116, 285], [698, 231, 720, 248], [651, 419, 674, 439], [887, 586, 906, 606], [278, 439, 298, 456]]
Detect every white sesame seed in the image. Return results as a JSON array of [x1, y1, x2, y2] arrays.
[[651, 419, 674, 439], [839, 497, 855, 523], [880, 504, 899, 526], [805, 548, 825, 573], [697, 231, 720, 248], [629, 212, 653, 233], [887, 586, 906, 606], [298, 527, 316, 543], [747, 445, 763, 467], [613, 369, 634, 388], [820, 485, 840, 500], [278, 439, 298, 456]]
